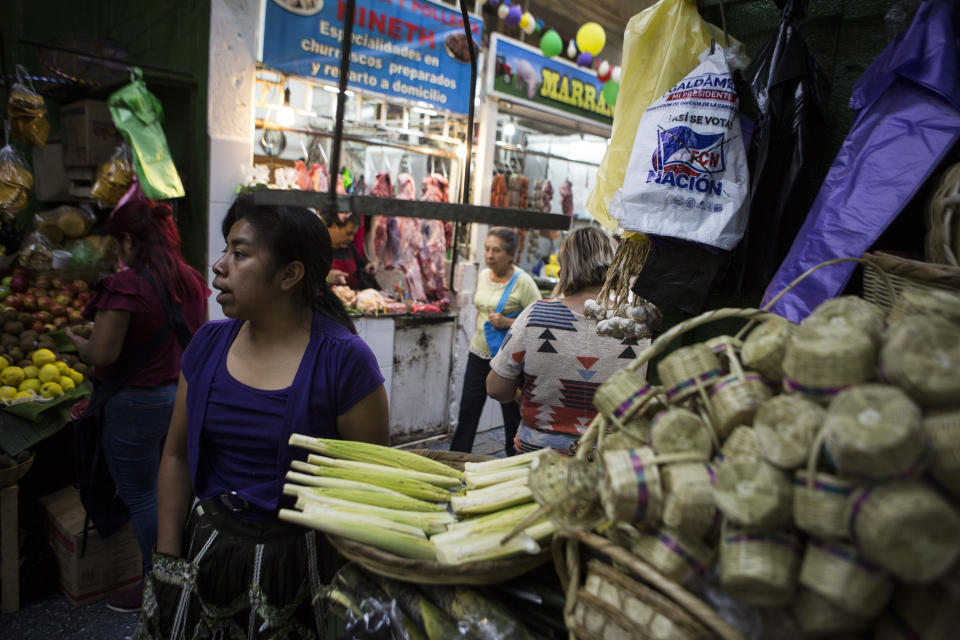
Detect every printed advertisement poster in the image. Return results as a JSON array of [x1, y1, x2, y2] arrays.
[[487, 34, 612, 127], [262, 0, 482, 115]]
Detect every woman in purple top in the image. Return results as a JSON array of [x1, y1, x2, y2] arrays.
[[139, 195, 388, 638]]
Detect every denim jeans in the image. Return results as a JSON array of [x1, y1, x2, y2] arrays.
[[102, 384, 177, 575], [450, 352, 520, 456]]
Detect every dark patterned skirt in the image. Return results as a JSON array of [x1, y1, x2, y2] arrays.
[[135, 499, 342, 640]]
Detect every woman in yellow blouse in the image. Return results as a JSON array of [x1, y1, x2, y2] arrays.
[[450, 227, 540, 455]]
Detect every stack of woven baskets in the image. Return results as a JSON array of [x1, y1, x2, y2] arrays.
[[567, 286, 960, 638]]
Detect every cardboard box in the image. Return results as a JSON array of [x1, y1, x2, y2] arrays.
[[61, 100, 122, 167], [31, 139, 71, 202], [39, 486, 141, 606]]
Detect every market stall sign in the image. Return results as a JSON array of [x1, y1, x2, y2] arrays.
[[261, 0, 482, 115], [487, 34, 613, 127]]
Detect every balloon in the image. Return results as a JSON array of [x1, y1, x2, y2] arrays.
[[611, 65, 622, 83], [497, 2, 510, 19], [576, 52, 593, 67], [597, 60, 611, 82], [505, 5, 522, 27], [535, 19, 544, 35], [519, 11, 532, 29], [602, 80, 619, 106], [576, 22, 606, 56], [566, 39, 578, 59], [522, 21, 537, 35], [539, 29, 562, 57]]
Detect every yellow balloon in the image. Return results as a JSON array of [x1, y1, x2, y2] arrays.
[[519, 11, 533, 30], [576, 22, 606, 56]]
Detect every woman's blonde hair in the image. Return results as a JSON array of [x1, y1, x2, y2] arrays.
[[556, 226, 615, 296]]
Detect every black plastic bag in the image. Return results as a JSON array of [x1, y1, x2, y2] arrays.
[[72, 406, 129, 548]]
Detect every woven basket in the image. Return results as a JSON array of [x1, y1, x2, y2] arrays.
[[573, 560, 713, 640], [0, 451, 34, 487], [793, 470, 857, 540], [649, 409, 713, 459], [714, 458, 793, 528], [863, 251, 960, 315], [925, 160, 960, 266], [658, 344, 724, 403], [719, 523, 800, 607], [823, 384, 926, 479], [889, 286, 960, 325], [630, 527, 716, 585], [719, 425, 761, 462], [705, 335, 743, 373], [782, 325, 877, 403], [528, 449, 607, 530], [847, 480, 960, 583], [754, 395, 824, 470], [600, 428, 648, 453], [600, 447, 664, 527], [710, 374, 772, 439], [880, 315, 960, 408], [801, 295, 886, 345], [741, 319, 794, 383], [593, 369, 656, 428], [790, 587, 870, 636], [798, 539, 894, 617], [873, 580, 960, 640], [661, 463, 717, 539], [925, 408, 960, 496]]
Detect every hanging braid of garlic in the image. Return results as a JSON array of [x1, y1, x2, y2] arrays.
[[584, 235, 662, 340]]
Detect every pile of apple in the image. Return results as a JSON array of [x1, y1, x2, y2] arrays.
[[0, 267, 91, 333]]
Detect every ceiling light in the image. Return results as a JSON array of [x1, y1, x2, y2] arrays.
[[503, 122, 516, 137]]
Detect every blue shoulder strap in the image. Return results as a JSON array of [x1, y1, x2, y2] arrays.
[[495, 270, 521, 314]]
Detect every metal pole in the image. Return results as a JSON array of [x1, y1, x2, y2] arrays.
[[450, 0, 477, 295], [327, 0, 356, 215]]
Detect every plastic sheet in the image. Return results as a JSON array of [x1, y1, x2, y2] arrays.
[[763, 0, 960, 321], [7, 65, 50, 146], [0, 135, 33, 217], [586, 0, 740, 231]]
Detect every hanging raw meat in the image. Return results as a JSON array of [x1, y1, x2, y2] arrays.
[[420, 173, 449, 203], [309, 164, 328, 192], [540, 179, 553, 213], [295, 160, 311, 190], [491, 174, 508, 207], [370, 172, 392, 198], [508, 174, 529, 209], [560, 179, 573, 216], [396, 172, 416, 200]]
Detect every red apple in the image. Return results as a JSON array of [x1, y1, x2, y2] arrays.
[[52, 316, 69, 329], [21, 295, 37, 311], [10, 276, 28, 293], [34, 311, 53, 324], [48, 303, 65, 317], [6, 294, 22, 310], [30, 321, 44, 333], [68, 310, 85, 323], [37, 296, 54, 309]]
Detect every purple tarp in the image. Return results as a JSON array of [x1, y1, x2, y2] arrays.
[[762, 0, 960, 322]]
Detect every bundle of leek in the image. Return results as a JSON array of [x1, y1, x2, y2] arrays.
[[289, 434, 462, 479]]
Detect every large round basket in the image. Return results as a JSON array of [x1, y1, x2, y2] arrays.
[[801, 295, 885, 345], [847, 480, 960, 583], [888, 286, 960, 325], [0, 452, 34, 487], [324, 449, 551, 585], [741, 319, 794, 382], [327, 534, 550, 586], [880, 315, 960, 408], [719, 524, 801, 607], [790, 587, 870, 637], [753, 394, 824, 470], [782, 325, 876, 403], [798, 540, 894, 618]]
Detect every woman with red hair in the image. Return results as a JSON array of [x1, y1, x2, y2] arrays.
[[66, 199, 208, 612]]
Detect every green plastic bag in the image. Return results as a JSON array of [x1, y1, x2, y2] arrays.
[[586, 0, 735, 231], [107, 67, 185, 200]]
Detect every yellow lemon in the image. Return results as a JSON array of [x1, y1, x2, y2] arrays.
[[2, 366, 25, 387], [58, 376, 75, 392], [0, 385, 17, 400], [67, 368, 84, 385], [32, 348, 56, 366], [39, 364, 61, 383], [55, 361, 70, 374], [0, 356, 8, 371], [22, 365, 39, 379], [19, 378, 41, 393], [13, 390, 33, 400], [40, 381, 63, 399]]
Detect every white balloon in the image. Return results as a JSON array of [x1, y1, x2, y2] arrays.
[[522, 21, 536, 34], [498, 3, 510, 19], [566, 39, 578, 59], [598, 60, 610, 77], [611, 65, 622, 83]]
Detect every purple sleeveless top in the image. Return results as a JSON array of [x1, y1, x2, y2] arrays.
[[181, 313, 384, 517]]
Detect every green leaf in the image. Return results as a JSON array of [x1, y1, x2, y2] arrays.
[[48, 329, 78, 353], [2, 380, 92, 422]]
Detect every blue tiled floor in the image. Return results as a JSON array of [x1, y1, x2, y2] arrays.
[[3, 427, 506, 638]]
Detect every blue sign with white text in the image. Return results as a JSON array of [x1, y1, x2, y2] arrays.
[[262, 0, 482, 115]]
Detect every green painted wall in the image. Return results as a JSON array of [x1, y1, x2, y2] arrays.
[[0, 0, 211, 272]]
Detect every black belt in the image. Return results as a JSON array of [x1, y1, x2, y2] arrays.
[[216, 491, 278, 520]]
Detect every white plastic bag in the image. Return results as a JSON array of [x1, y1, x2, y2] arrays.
[[610, 46, 749, 250]]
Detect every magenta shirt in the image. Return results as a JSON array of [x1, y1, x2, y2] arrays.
[[84, 268, 208, 386], [181, 313, 385, 516]]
